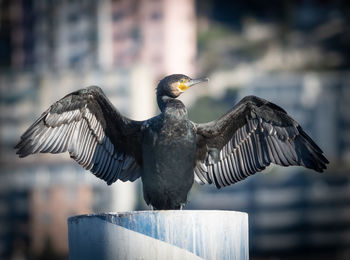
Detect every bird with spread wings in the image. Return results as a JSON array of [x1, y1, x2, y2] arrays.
[[16, 74, 329, 209]]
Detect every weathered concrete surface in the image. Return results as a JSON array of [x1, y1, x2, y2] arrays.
[[68, 210, 248, 260]]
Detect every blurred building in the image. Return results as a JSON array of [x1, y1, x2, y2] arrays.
[[189, 169, 350, 259], [4, 0, 196, 77], [0, 163, 101, 258], [30, 181, 93, 254], [98, 0, 197, 77]]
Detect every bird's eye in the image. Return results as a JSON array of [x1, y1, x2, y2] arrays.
[[179, 79, 184, 83]]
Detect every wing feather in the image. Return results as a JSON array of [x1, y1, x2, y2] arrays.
[[193, 95, 329, 188], [15, 86, 143, 185]]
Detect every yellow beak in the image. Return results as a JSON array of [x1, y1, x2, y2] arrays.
[[178, 77, 209, 92]]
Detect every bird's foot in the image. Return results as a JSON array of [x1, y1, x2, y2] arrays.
[[179, 203, 186, 210]]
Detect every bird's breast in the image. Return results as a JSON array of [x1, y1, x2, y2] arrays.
[[143, 118, 196, 165], [141, 118, 196, 209]]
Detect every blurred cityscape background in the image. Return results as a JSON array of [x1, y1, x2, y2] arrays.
[[0, 0, 350, 259]]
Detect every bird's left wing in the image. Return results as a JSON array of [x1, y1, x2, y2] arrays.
[[193, 95, 329, 188], [15, 86, 144, 184]]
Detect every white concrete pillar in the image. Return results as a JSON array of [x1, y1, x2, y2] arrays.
[[68, 210, 249, 260]]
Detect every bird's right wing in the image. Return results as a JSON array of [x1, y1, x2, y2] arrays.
[[15, 86, 144, 184], [193, 96, 329, 188]]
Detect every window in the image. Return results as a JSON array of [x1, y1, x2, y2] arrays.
[[151, 11, 162, 20]]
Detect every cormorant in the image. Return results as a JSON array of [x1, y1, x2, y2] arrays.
[[15, 74, 329, 209]]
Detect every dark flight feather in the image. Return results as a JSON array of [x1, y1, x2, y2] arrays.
[[194, 95, 329, 188], [15, 86, 143, 185]]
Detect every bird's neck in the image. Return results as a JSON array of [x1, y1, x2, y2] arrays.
[[157, 95, 174, 112], [157, 95, 187, 117]]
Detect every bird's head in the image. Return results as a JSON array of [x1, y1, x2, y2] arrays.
[[157, 74, 208, 98]]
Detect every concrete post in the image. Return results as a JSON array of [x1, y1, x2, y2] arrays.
[[68, 210, 248, 260]]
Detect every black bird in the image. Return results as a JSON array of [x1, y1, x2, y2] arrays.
[[15, 74, 329, 209]]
